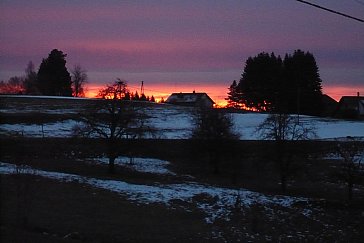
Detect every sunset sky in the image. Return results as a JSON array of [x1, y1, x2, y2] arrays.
[[1, 0, 363, 105]]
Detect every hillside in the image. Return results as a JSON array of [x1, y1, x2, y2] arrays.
[[1, 95, 364, 242], [1, 95, 363, 140]]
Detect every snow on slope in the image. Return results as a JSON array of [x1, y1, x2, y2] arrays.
[[231, 113, 364, 140], [144, 106, 193, 139], [93, 156, 176, 175], [1, 101, 363, 140], [0, 161, 310, 224], [0, 120, 79, 137]]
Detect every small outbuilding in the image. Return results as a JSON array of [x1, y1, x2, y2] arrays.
[[166, 91, 215, 108]]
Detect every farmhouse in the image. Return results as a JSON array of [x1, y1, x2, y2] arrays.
[[166, 91, 215, 108], [334, 94, 364, 119]]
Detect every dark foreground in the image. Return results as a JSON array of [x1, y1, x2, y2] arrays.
[[1, 138, 364, 242]]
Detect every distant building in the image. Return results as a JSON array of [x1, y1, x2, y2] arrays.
[[334, 94, 364, 119], [166, 91, 215, 108]]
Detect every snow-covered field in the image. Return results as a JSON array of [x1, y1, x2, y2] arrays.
[[1, 102, 363, 140]]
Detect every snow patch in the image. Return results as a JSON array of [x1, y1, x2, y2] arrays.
[[0, 120, 79, 137], [93, 156, 176, 175], [0, 162, 310, 224]]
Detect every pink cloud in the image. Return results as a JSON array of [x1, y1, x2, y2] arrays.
[[1, 0, 363, 91], [323, 84, 364, 101]]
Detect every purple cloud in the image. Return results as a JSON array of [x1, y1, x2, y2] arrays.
[[1, 0, 363, 99]]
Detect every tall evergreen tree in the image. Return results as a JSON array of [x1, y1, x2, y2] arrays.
[[37, 49, 72, 96], [226, 80, 240, 108], [133, 91, 140, 101], [227, 50, 323, 115], [283, 50, 323, 115], [140, 93, 147, 101], [237, 52, 283, 111]]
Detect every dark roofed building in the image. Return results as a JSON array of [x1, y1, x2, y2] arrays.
[[166, 91, 215, 108], [334, 94, 364, 119]]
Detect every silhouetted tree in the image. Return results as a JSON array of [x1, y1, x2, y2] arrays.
[[23, 61, 39, 95], [123, 91, 131, 101], [133, 91, 140, 101], [191, 108, 239, 174], [71, 64, 88, 97], [334, 139, 364, 201], [228, 50, 323, 115], [73, 80, 154, 173], [283, 50, 323, 115], [150, 95, 156, 102], [226, 80, 240, 108], [37, 49, 72, 96], [0, 76, 25, 94], [236, 52, 283, 111], [0, 61, 40, 95], [256, 113, 316, 192], [140, 93, 147, 101]]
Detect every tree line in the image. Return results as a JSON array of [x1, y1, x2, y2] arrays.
[[97, 80, 155, 102], [0, 49, 87, 97], [0, 49, 157, 102], [227, 50, 323, 116]]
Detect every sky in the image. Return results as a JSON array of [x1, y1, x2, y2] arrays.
[[1, 0, 363, 105]]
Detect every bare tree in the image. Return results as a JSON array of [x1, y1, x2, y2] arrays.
[[335, 138, 364, 201], [73, 80, 154, 173], [71, 64, 88, 97], [0, 76, 25, 94], [23, 61, 39, 95], [256, 113, 316, 192], [191, 108, 239, 174]]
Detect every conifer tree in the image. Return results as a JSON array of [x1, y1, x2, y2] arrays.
[[227, 50, 323, 115], [237, 52, 283, 111], [283, 50, 323, 115], [37, 49, 72, 96], [133, 91, 140, 101], [226, 80, 240, 108]]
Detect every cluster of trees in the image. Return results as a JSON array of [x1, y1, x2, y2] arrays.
[[97, 81, 155, 102], [227, 50, 323, 116], [192, 107, 319, 192], [192, 108, 363, 199], [0, 49, 157, 102], [0, 62, 38, 95], [0, 49, 87, 97]]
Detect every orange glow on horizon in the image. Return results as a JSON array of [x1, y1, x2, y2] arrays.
[[85, 83, 229, 107], [322, 85, 363, 101], [84, 83, 364, 108]]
